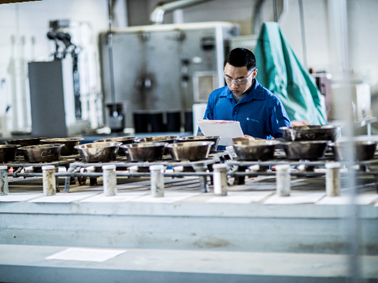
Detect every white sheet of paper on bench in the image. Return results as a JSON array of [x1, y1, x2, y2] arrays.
[[197, 120, 244, 146], [46, 247, 126, 262]]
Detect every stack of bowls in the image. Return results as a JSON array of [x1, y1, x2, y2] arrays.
[[165, 141, 214, 161], [75, 142, 122, 163], [5, 137, 43, 156], [232, 140, 280, 161], [121, 142, 167, 162], [136, 135, 179, 143], [95, 136, 138, 156], [175, 136, 220, 152], [18, 144, 65, 163], [329, 140, 377, 161], [0, 144, 21, 163], [279, 125, 340, 160], [95, 136, 138, 145], [40, 138, 84, 156]]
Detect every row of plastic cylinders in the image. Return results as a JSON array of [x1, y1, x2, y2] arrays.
[[0, 163, 341, 197]]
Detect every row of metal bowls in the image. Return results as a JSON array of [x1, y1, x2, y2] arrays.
[[233, 139, 378, 161], [74, 141, 215, 163], [94, 135, 220, 152], [1, 135, 220, 163], [232, 125, 341, 161], [74, 135, 220, 163], [232, 123, 377, 161], [1, 137, 84, 163]]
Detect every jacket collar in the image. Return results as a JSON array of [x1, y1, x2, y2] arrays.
[[221, 79, 266, 102]]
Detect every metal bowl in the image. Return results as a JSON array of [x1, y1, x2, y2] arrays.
[[175, 136, 220, 152], [18, 144, 64, 163], [40, 138, 84, 156], [329, 140, 377, 161], [75, 142, 121, 163], [5, 137, 43, 156], [94, 137, 138, 156], [166, 141, 214, 161], [5, 137, 42, 146], [280, 125, 340, 141], [121, 142, 167, 162], [281, 141, 329, 160], [0, 144, 21, 163], [233, 140, 280, 161], [136, 135, 179, 144], [94, 136, 138, 145]]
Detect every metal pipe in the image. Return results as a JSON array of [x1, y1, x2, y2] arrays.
[[150, 0, 212, 24], [298, 0, 308, 69], [273, 0, 278, 22], [10, 169, 378, 179], [192, 163, 210, 193], [107, 0, 117, 115]]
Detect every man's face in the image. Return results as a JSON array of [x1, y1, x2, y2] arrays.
[[224, 63, 257, 96]]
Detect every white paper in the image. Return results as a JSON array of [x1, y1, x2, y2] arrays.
[[207, 191, 274, 204], [130, 192, 200, 203], [81, 192, 148, 203], [46, 247, 126, 262], [29, 192, 99, 203], [0, 193, 44, 202], [197, 120, 244, 145], [263, 192, 326, 205], [317, 194, 378, 206]]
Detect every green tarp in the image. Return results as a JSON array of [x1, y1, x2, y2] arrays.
[[254, 22, 327, 125]]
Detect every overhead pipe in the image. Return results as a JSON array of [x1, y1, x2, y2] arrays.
[[150, 0, 212, 24], [298, 0, 307, 69], [253, 0, 288, 34]]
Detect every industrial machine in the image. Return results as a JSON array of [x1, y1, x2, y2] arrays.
[[28, 19, 101, 138], [99, 22, 239, 132]]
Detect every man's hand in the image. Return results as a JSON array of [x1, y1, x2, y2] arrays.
[[291, 121, 310, 126], [232, 135, 256, 142]]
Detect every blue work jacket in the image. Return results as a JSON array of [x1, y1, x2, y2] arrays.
[[203, 79, 291, 139]]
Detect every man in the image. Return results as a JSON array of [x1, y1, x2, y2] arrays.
[[202, 48, 291, 140]]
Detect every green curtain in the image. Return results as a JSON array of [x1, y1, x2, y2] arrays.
[[254, 22, 327, 125]]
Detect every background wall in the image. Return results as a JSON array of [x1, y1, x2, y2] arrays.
[[0, 0, 377, 134]]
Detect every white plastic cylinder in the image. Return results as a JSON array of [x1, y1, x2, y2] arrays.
[[102, 165, 117, 196], [248, 165, 260, 172], [326, 162, 341, 197], [213, 164, 228, 196], [150, 165, 164, 197], [276, 164, 291, 196], [0, 166, 9, 195], [42, 165, 56, 196], [129, 165, 138, 173]]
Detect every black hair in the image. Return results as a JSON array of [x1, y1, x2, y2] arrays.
[[225, 48, 256, 71]]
